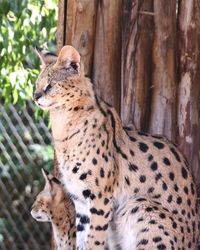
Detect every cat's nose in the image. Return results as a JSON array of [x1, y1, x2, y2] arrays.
[[34, 92, 42, 101]]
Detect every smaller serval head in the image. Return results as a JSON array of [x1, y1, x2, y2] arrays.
[[31, 169, 67, 222], [34, 46, 92, 110]]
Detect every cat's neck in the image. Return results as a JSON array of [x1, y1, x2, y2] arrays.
[[51, 202, 75, 250]]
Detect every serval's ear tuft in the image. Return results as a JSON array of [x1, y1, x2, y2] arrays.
[[35, 46, 57, 67], [54, 45, 81, 72]]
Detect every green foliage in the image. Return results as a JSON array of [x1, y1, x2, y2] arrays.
[[0, 0, 58, 106]]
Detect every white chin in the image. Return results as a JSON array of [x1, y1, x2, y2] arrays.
[[31, 211, 49, 222], [37, 99, 54, 109]]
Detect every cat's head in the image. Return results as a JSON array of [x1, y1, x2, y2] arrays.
[[30, 169, 64, 222], [34, 46, 87, 110]]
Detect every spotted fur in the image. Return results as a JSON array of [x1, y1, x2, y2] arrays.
[[31, 169, 76, 250], [34, 46, 200, 250]]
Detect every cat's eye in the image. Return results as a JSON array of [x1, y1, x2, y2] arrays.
[[70, 62, 78, 71], [43, 84, 52, 93]]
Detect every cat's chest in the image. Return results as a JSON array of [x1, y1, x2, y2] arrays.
[[58, 158, 87, 200]]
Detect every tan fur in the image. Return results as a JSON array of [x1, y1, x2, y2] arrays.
[[31, 170, 76, 250], [34, 46, 200, 250]]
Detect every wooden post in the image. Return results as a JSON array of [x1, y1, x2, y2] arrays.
[[148, 0, 177, 140], [92, 0, 123, 111], [121, 0, 154, 130], [64, 0, 98, 76], [177, 0, 200, 194]]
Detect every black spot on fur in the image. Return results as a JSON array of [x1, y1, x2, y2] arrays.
[[104, 198, 109, 205], [137, 198, 146, 202], [181, 167, 188, 179], [183, 186, 189, 194], [155, 173, 162, 182], [172, 222, 177, 229], [148, 187, 154, 193], [170, 147, 181, 162], [138, 239, 148, 245], [80, 215, 90, 224], [163, 157, 170, 166], [149, 219, 157, 224], [125, 176, 130, 185], [129, 163, 138, 172], [153, 237, 162, 243], [162, 181, 168, 191], [191, 183, 195, 195], [157, 244, 166, 249], [134, 188, 139, 193], [82, 189, 91, 199], [176, 196, 182, 205], [159, 213, 166, 219], [90, 207, 104, 216], [148, 154, 153, 161], [139, 175, 146, 183], [72, 166, 79, 173], [131, 206, 139, 213], [146, 207, 153, 212], [167, 195, 173, 203], [77, 224, 85, 231], [174, 184, 179, 192], [153, 141, 165, 149], [79, 173, 87, 180], [169, 172, 175, 181], [100, 168, 105, 178], [107, 109, 128, 159], [139, 142, 149, 153], [92, 158, 97, 165], [129, 136, 137, 142], [187, 199, 191, 206], [151, 162, 158, 171]]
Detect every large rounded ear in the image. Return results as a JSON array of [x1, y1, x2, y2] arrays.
[[54, 45, 81, 74], [50, 177, 64, 203], [35, 46, 57, 67]]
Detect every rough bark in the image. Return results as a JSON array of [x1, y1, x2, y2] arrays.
[[57, 0, 67, 53], [64, 0, 98, 76], [149, 0, 177, 140], [177, 0, 200, 194], [92, 0, 122, 111], [121, 0, 154, 130]]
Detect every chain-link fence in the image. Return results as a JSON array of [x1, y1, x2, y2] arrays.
[[0, 101, 53, 250]]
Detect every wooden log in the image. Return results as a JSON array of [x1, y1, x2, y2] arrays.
[[92, 0, 122, 111], [149, 0, 177, 140], [57, 0, 67, 53], [121, 0, 154, 130], [177, 0, 200, 193], [64, 0, 98, 76]]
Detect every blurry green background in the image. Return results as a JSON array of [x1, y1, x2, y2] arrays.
[[0, 0, 57, 249]]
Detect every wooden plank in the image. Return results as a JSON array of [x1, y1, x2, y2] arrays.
[[177, 0, 200, 193], [148, 0, 177, 140], [65, 0, 98, 76], [121, 0, 154, 129], [57, 0, 66, 53], [92, 0, 122, 111]]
